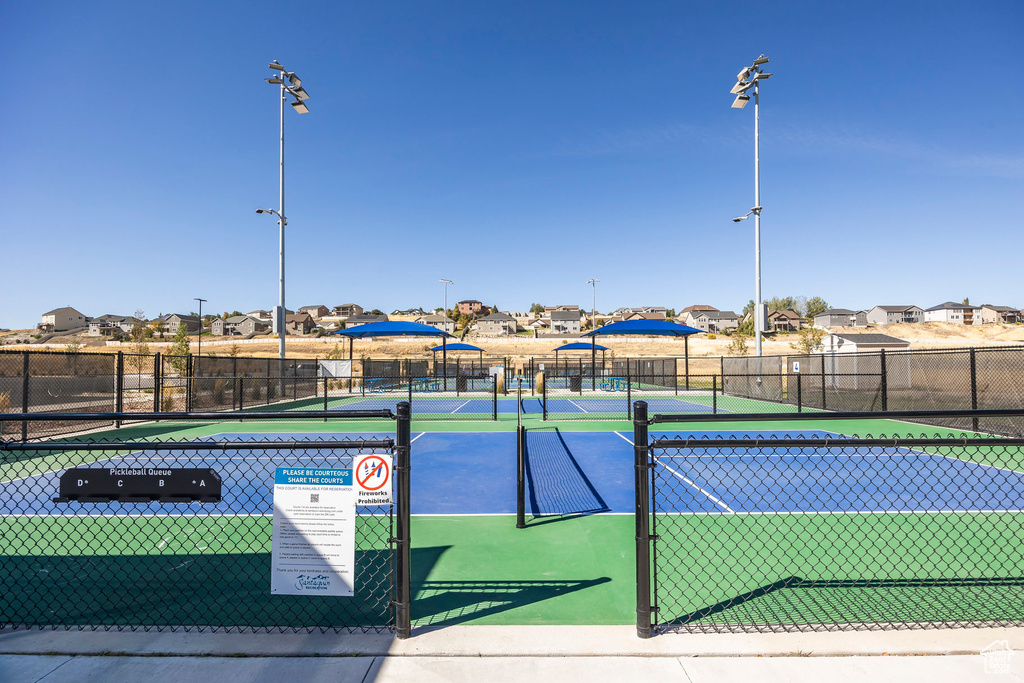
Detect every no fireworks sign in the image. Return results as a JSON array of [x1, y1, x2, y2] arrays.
[[354, 454, 393, 506]]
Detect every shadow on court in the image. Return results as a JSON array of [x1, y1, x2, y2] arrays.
[[523, 427, 609, 524], [410, 545, 611, 627]]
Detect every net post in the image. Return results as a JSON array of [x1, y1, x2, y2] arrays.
[[542, 372, 547, 421], [516, 424, 526, 529], [394, 401, 412, 639], [633, 400, 652, 638], [796, 371, 802, 413], [492, 376, 498, 421], [970, 348, 979, 432], [115, 351, 124, 428]]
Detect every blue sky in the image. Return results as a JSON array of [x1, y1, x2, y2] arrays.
[[2, 1, 1021, 328]]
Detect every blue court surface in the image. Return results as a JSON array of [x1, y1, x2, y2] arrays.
[[332, 398, 515, 414], [7, 431, 1024, 517]]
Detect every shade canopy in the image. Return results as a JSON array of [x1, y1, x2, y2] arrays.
[[583, 320, 701, 337], [332, 321, 455, 339], [429, 343, 483, 352], [554, 342, 608, 351]]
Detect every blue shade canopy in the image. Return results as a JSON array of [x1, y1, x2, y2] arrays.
[[429, 343, 483, 352], [332, 321, 455, 338], [555, 342, 608, 351], [583, 320, 701, 337]]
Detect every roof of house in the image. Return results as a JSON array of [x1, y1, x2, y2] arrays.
[[417, 314, 449, 323], [926, 301, 977, 311], [480, 312, 515, 321], [873, 305, 921, 312], [347, 314, 389, 322], [681, 305, 718, 313], [43, 306, 84, 317], [169, 314, 200, 323], [298, 305, 327, 312], [625, 312, 667, 321], [457, 299, 483, 305], [817, 308, 859, 316], [769, 309, 802, 319], [829, 333, 910, 345], [550, 311, 580, 321], [226, 315, 264, 324], [286, 313, 313, 323], [703, 310, 738, 320], [980, 304, 1018, 312]]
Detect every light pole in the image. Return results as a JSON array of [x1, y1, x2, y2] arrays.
[[260, 60, 310, 360], [587, 278, 599, 389], [731, 54, 772, 357], [440, 279, 453, 316]]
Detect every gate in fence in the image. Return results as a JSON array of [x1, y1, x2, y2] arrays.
[[0, 407, 413, 637], [632, 401, 1024, 636]]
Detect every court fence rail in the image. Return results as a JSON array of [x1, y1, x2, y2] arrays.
[[0, 406, 413, 637], [633, 401, 1024, 637]]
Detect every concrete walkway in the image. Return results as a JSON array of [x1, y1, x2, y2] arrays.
[[2, 626, 1023, 682]]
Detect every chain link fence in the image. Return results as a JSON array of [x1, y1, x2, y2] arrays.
[[0, 408, 411, 635], [633, 401, 1024, 636]]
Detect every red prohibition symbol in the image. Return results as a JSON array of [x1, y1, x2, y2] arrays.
[[357, 456, 389, 491]]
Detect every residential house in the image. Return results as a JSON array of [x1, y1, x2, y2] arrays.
[[457, 300, 485, 316], [345, 313, 390, 329], [393, 308, 427, 316], [923, 302, 976, 325], [866, 305, 924, 326], [979, 305, 1020, 325], [613, 306, 668, 318], [211, 315, 269, 336], [526, 319, 550, 332], [477, 312, 518, 336], [544, 305, 580, 316], [549, 311, 581, 334], [680, 304, 718, 315], [88, 315, 141, 337], [332, 304, 364, 317], [39, 307, 88, 332], [247, 309, 272, 321], [416, 314, 455, 334], [164, 314, 202, 335], [624, 311, 667, 322], [298, 305, 330, 319], [821, 333, 910, 354], [767, 309, 803, 332], [685, 310, 739, 334], [813, 309, 868, 328], [286, 313, 316, 335]]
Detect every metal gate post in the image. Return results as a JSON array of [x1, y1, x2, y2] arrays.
[[712, 375, 717, 414], [633, 400, 653, 638], [21, 351, 29, 441], [394, 401, 412, 639], [880, 349, 888, 412], [516, 424, 526, 529], [970, 349, 979, 432], [154, 352, 162, 413], [115, 351, 124, 428], [542, 373, 547, 421], [796, 372, 802, 413], [492, 377, 498, 421]]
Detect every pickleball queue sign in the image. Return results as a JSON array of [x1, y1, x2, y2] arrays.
[[55, 468, 222, 503]]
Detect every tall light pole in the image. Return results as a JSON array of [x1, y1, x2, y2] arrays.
[[440, 279, 453, 316], [260, 60, 310, 360], [731, 54, 772, 357], [587, 278, 600, 389]]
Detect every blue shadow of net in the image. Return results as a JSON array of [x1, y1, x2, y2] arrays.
[[525, 429, 609, 518]]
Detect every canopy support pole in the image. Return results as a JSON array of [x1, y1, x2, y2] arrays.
[[443, 337, 448, 391], [685, 335, 690, 391], [591, 335, 597, 391]]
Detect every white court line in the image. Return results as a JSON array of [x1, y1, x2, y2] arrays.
[[613, 431, 634, 445], [654, 455, 735, 513], [450, 401, 471, 414], [411, 432, 426, 443], [567, 399, 589, 413]]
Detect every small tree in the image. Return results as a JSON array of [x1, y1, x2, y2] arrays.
[[804, 296, 830, 323], [789, 327, 827, 355], [738, 316, 755, 336], [529, 303, 544, 316], [152, 315, 166, 339], [727, 334, 749, 356], [128, 311, 150, 375], [168, 323, 191, 372], [64, 337, 84, 353], [962, 297, 970, 306]]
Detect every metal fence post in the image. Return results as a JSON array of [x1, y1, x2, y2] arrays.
[[820, 356, 827, 410], [970, 348, 979, 432], [796, 372, 802, 413], [712, 375, 717, 414], [493, 377, 498, 421], [394, 401, 412, 639], [408, 377, 413, 406], [154, 352, 162, 413], [516, 424, 526, 529], [627, 364, 633, 421], [21, 351, 29, 441], [186, 353, 194, 413], [115, 351, 124, 428], [542, 372, 547, 421], [880, 349, 888, 412], [633, 400, 652, 638]]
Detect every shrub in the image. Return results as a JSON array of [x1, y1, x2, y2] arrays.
[[496, 373, 505, 394], [213, 379, 227, 405], [535, 372, 544, 394], [707, 333, 717, 340]]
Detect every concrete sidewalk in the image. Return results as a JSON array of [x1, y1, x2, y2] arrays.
[[2, 626, 1024, 682]]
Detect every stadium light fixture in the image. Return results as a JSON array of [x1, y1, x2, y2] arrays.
[[440, 279, 454, 314], [730, 54, 772, 357], [261, 60, 311, 359]]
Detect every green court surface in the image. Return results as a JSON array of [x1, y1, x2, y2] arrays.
[[2, 393, 1020, 630]]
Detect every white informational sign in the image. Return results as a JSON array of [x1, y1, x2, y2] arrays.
[[488, 365, 503, 378], [319, 360, 353, 378], [792, 361, 801, 373], [354, 454, 393, 506], [271, 467, 355, 596]]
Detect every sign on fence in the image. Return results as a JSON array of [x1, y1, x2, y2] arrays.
[[319, 360, 353, 378], [354, 454, 392, 505], [271, 467, 356, 596]]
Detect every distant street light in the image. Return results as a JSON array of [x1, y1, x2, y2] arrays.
[[440, 279, 453, 315], [194, 298, 207, 361], [731, 54, 773, 357], [261, 60, 310, 360]]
